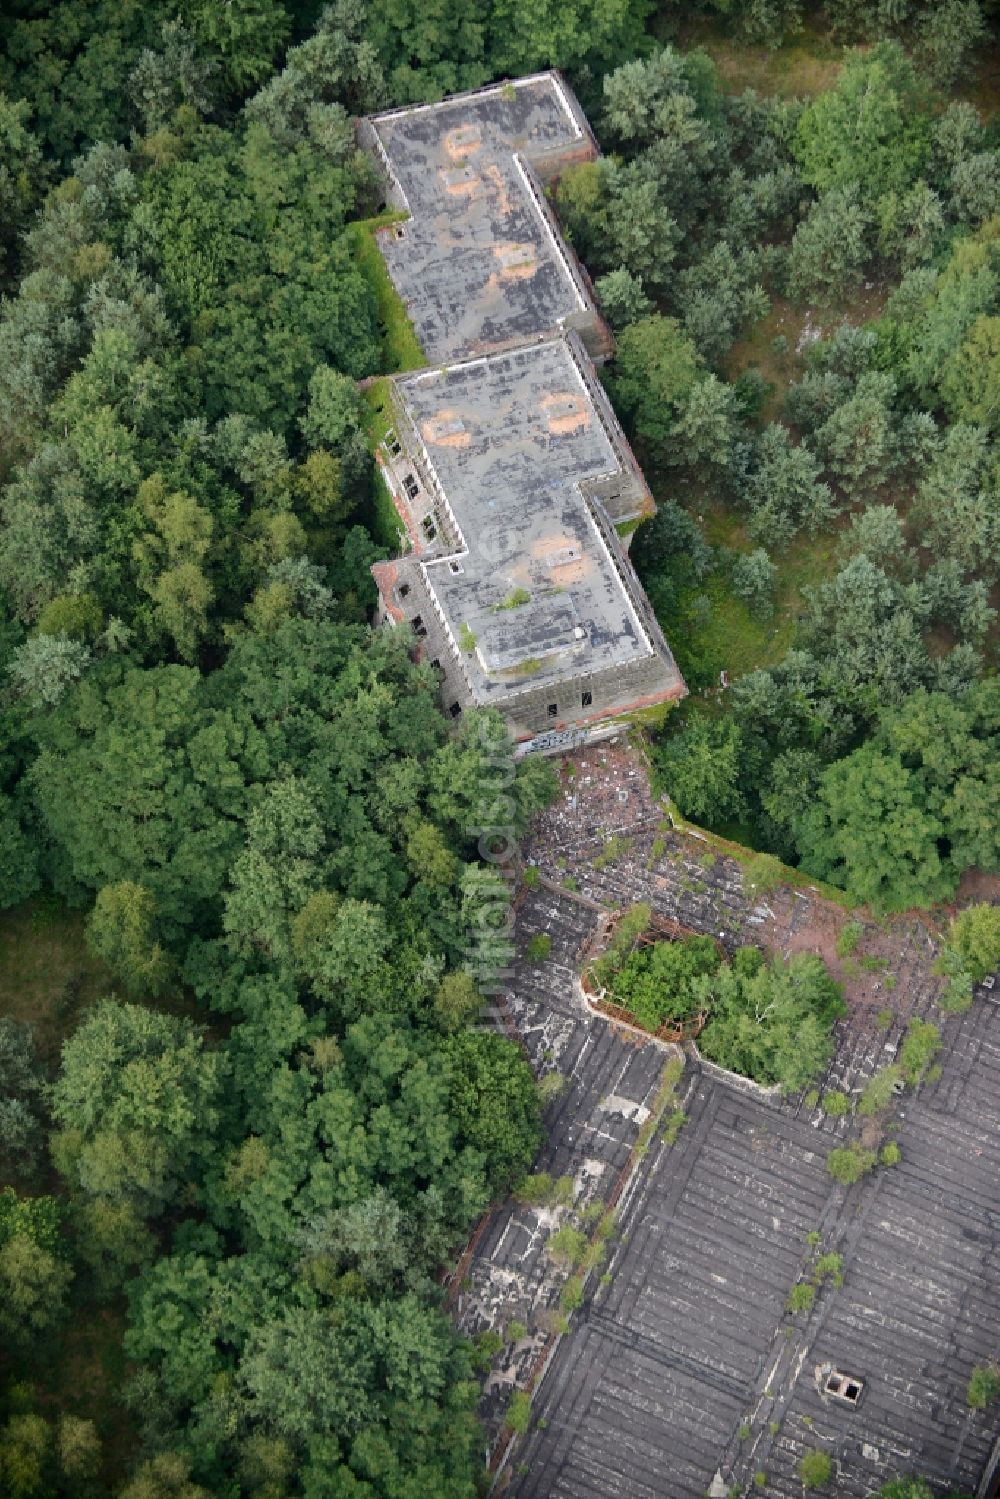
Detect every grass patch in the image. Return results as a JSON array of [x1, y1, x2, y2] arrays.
[[672, 15, 844, 100], [0, 900, 113, 1066], [526, 932, 552, 964], [644, 498, 840, 693], [636, 1054, 686, 1156], [345, 212, 426, 374], [360, 378, 407, 550], [593, 835, 632, 870]]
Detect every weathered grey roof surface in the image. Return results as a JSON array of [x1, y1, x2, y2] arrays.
[[397, 340, 658, 696], [448, 744, 1000, 1498], [368, 74, 592, 361]]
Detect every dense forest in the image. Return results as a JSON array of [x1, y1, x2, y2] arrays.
[[0, 0, 998, 1495]]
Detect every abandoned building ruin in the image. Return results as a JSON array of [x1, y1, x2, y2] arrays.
[[359, 73, 687, 753]]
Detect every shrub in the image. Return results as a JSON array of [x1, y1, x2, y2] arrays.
[[799, 1449, 833, 1488], [787, 1282, 816, 1314], [880, 1141, 902, 1166], [822, 1090, 850, 1117], [944, 903, 1000, 983], [595, 1209, 617, 1241], [505, 1391, 532, 1432], [497, 587, 531, 610], [938, 966, 974, 1013], [813, 1252, 844, 1287], [968, 1364, 1000, 1409], [827, 1143, 877, 1184], [522, 866, 541, 889], [662, 1107, 687, 1145], [537, 1072, 567, 1105], [971, 1367, 1000, 1409], [836, 920, 864, 958], [559, 1277, 584, 1312], [875, 1007, 894, 1032], [899, 1019, 941, 1085], [593, 834, 631, 869], [580, 1239, 606, 1273], [547, 1226, 588, 1266], [743, 851, 784, 894], [514, 1172, 574, 1208], [858, 1066, 903, 1116], [475, 1329, 503, 1362], [526, 933, 551, 963], [507, 1320, 527, 1342], [731, 550, 777, 620]]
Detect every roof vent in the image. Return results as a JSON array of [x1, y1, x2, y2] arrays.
[[825, 1371, 864, 1407]]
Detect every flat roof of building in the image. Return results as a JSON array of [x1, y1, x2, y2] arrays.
[[395, 339, 660, 700], [368, 73, 593, 362]]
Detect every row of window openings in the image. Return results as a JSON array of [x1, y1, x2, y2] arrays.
[[407, 618, 593, 713], [446, 694, 594, 720]]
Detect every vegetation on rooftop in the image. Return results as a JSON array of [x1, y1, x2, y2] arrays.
[[590, 911, 844, 1089]]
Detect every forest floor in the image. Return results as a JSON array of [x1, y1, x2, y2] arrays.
[[0, 904, 141, 1484], [669, 14, 845, 98], [0, 900, 110, 1067]]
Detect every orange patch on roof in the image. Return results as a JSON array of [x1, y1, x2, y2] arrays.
[[486, 162, 513, 216], [421, 409, 471, 448], [494, 241, 538, 280], [530, 533, 592, 586], [540, 390, 590, 435], [443, 125, 482, 161], [440, 164, 481, 198]]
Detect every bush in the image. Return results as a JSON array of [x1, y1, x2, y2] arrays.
[[505, 1391, 532, 1432], [787, 1282, 816, 1314], [899, 1019, 941, 1085], [526, 932, 551, 963], [813, 1253, 844, 1287], [731, 549, 777, 619], [799, 1449, 833, 1488], [537, 1072, 567, 1106], [547, 1226, 588, 1267], [559, 1277, 584, 1312], [822, 1090, 850, 1117], [968, 1364, 1000, 1409], [513, 1173, 574, 1208], [836, 920, 864, 958], [858, 1066, 903, 1117], [827, 1143, 877, 1184], [880, 1142, 902, 1166], [945, 904, 1000, 983]]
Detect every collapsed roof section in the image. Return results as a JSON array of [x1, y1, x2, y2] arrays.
[[358, 72, 612, 363]]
